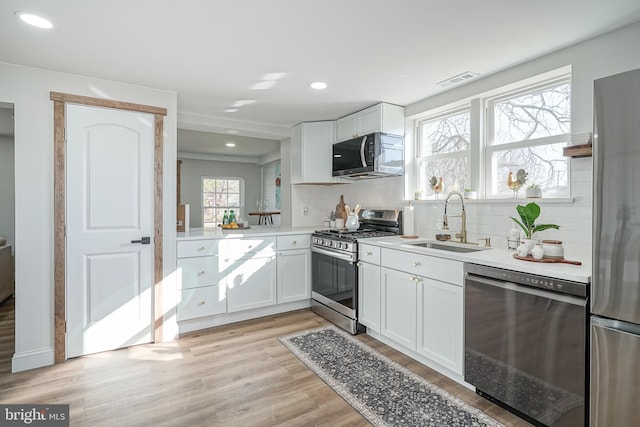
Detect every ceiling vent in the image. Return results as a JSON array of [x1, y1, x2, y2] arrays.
[[438, 71, 479, 88]]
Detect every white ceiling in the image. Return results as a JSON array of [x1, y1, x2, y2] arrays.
[[2, 1, 640, 155]]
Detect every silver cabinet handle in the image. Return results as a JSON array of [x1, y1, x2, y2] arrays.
[[412, 261, 421, 267], [198, 246, 206, 251], [366, 251, 373, 256], [198, 300, 206, 306], [198, 270, 206, 276]]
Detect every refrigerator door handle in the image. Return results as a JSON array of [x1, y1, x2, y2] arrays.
[[592, 316, 640, 336]]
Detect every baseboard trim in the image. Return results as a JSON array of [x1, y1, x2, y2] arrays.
[[178, 300, 311, 334], [12, 347, 55, 373]]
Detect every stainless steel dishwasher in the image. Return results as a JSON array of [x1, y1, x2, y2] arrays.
[[464, 263, 588, 427]]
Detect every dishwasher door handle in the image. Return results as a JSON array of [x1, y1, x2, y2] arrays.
[[466, 273, 586, 307]]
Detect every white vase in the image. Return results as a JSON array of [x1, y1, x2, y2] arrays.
[[521, 238, 538, 255], [531, 244, 545, 260], [526, 188, 542, 198]]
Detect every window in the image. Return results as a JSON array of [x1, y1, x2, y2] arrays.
[[486, 79, 570, 197], [412, 72, 571, 200], [416, 108, 471, 197], [202, 177, 243, 228]]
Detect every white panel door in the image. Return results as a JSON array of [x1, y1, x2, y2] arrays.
[[66, 104, 154, 358]]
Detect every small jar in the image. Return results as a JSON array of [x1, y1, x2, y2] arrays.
[[541, 240, 564, 258], [531, 244, 544, 260], [516, 242, 529, 257]]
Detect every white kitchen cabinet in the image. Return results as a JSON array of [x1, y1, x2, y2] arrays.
[[336, 103, 405, 142], [358, 244, 382, 332], [380, 267, 417, 351], [177, 285, 227, 321], [227, 253, 277, 312], [417, 277, 464, 375], [290, 121, 337, 184], [277, 248, 310, 303], [277, 234, 311, 304], [177, 256, 225, 290]]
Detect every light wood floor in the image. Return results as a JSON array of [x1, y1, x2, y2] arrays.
[[0, 305, 531, 426]]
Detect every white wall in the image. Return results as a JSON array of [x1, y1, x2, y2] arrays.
[[0, 62, 178, 372], [0, 134, 14, 249], [260, 160, 282, 226], [288, 21, 640, 255], [178, 158, 262, 227]]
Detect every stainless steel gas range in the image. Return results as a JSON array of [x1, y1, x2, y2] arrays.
[[311, 208, 401, 334]]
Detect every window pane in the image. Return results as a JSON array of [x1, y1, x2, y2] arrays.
[[203, 193, 216, 207], [203, 208, 216, 227], [203, 179, 216, 192], [227, 193, 240, 207], [418, 157, 468, 196], [493, 82, 570, 145], [215, 180, 227, 193], [227, 180, 240, 193], [419, 110, 470, 156], [492, 142, 568, 196]]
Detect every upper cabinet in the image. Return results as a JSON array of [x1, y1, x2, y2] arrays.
[[336, 103, 405, 142], [291, 121, 340, 184]]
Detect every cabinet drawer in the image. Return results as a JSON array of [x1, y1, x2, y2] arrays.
[[359, 244, 381, 265], [177, 239, 224, 258], [226, 236, 276, 259], [277, 234, 310, 251], [381, 248, 463, 286], [177, 256, 224, 289], [177, 285, 227, 321]]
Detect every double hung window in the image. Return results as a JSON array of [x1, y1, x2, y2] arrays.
[[202, 177, 243, 228]]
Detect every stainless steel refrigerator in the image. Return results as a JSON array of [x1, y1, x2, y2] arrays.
[[591, 68, 640, 426]]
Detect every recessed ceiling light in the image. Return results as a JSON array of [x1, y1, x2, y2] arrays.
[[226, 129, 239, 134], [231, 100, 256, 108], [224, 108, 238, 113], [15, 11, 53, 29], [310, 82, 328, 90], [226, 142, 236, 147]]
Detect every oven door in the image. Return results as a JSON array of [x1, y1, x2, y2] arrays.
[[465, 273, 587, 426], [311, 246, 357, 319]]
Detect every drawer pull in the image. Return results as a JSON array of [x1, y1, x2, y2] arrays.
[[248, 244, 253, 249], [366, 251, 373, 256], [198, 270, 206, 276], [292, 240, 297, 245], [198, 300, 206, 306], [198, 246, 206, 251], [412, 261, 421, 267]]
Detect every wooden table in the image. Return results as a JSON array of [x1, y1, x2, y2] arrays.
[[248, 211, 280, 225]]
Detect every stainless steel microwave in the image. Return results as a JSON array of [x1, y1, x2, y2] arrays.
[[332, 132, 404, 179]]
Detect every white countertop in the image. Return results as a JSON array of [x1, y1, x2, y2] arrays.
[[360, 236, 592, 284], [177, 226, 317, 241]]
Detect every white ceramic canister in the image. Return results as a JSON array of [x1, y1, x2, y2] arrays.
[[541, 240, 564, 258]]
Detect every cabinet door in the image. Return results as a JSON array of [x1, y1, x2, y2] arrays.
[[227, 255, 277, 312], [358, 261, 381, 332], [417, 278, 463, 375], [336, 114, 358, 142], [381, 267, 417, 350], [291, 121, 335, 183], [177, 256, 225, 289], [357, 104, 383, 136], [177, 285, 227, 321], [277, 249, 310, 303]]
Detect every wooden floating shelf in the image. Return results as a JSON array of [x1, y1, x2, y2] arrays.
[[563, 143, 592, 158]]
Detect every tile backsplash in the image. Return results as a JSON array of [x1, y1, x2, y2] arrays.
[[290, 158, 592, 251]]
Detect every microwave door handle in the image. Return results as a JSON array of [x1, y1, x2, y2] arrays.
[[360, 136, 367, 167]]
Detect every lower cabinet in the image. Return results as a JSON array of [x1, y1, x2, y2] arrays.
[[277, 248, 311, 304], [177, 285, 227, 321], [358, 261, 381, 332], [227, 254, 277, 312], [381, 267, 417, 351], [417, 277, 463, 375]]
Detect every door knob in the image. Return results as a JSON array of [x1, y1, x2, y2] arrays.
[[131, 236, 151, 244]]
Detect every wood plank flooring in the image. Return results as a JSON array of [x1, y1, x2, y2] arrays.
[[0, 306, 531, 426]]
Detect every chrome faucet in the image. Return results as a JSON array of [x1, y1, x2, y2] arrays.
[[442, 192, 468, 244]]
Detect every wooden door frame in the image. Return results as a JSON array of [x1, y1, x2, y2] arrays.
[[50, 92, 167, 363]]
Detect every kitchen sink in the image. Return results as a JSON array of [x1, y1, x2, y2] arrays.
[[406, 241, 489, 253]]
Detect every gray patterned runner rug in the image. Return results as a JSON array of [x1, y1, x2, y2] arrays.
[[279, 326, 504, 427]]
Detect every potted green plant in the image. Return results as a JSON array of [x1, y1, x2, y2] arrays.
[[510, 202, 559, 253], [526, 183, 542, 198], [463, 188, 477, 199]]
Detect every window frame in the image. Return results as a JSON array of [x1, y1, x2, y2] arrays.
[[414, 105, 473, 196], [410, 71, 572, 201], [201, 176, 245, 228], [484, 77, 571, 198]]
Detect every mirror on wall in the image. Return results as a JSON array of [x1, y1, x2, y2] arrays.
[[177, 129, 281, 229]]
